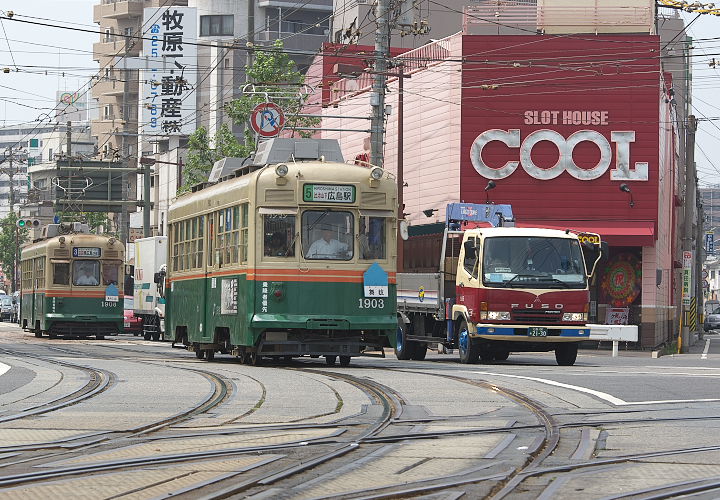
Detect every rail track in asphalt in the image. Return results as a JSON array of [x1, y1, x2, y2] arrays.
[[2, 336, 720, 498]]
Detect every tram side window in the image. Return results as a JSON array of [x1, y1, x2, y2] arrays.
[[240, 203, 248, 262], [21, 260, 32, 290], [264, 215, 296, 257], [35, 257, 45, 289], [73, 261, 100, 286], [359, 216, 386, 260], [102, 260, 121, 285], [53, 262, 70, 285], [302, 211, 354, 260]]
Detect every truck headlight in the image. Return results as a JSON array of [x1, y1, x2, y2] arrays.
[[482, 311, 510, 321], [562, 312, 587, 321]]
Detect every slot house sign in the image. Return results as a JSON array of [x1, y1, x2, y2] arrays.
[[470, 126, 649, 181]]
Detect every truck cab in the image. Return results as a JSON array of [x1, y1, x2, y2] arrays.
[[396, 203, 602, 366], [452, 227, 600, 365]]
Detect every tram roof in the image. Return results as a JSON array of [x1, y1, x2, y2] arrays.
[[170, 159, 396, 221]]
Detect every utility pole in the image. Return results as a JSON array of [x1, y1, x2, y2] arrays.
[[697, 198, 705, 340], [397, 63, 406, 271], [1, 147, 20, 294], [370, 0, 391, 168], [682, 115, 698, 352]]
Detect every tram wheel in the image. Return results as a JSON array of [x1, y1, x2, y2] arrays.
[[325, 355, 337, 366], [339, 356, 351, 367], [195, 349, 205, 360], [250, 352, 263, 366], [205, 350, 215, 361], [96, 335, 105, 340], [151, 331, 160, 341], [34, 330, 42, 338]]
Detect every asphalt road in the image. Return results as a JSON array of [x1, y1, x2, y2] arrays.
[[2, 321, 720, 499]]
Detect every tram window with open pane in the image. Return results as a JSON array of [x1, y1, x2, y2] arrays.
[[73, 261, 100, 286]]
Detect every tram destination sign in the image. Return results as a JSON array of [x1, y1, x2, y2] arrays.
[[73, 247, 101, 258], [303, 184, 355, 203]]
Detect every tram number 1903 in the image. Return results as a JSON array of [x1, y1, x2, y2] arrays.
[[358, 298, 385, 309]]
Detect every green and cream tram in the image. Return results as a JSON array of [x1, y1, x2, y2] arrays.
[[166, 138, 398, 365], [20, 225, 125, 339]]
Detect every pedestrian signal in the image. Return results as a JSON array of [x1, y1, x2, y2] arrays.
[[17, 219, 40, 228]]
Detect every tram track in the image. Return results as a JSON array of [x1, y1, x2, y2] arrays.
[[4, 339, 720, 498]]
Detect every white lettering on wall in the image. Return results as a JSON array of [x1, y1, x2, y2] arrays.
[[524, 110, 609, 126], [470, 128, 649, 181]]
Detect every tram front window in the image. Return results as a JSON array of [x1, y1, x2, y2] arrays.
[[359, 216, 386, 260], [263, 215, 295, 257], [73, 261, 100, 286], [302, 211, 354, 260], [102, 261, 121, 285], [53, 262, 70, 285]]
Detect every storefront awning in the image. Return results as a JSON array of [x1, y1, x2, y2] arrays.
[[516, 220, 655, 247]]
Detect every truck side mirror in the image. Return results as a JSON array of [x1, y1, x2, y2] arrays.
[[463, 240, 477, 261], [153, 272, 161, 284]]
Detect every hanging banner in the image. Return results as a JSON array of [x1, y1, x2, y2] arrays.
[[682, 250, 693, 306], [141, 7, 198, 135]]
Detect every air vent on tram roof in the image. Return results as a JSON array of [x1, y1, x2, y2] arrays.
[[265, 189, 295, 203], [362, 192, 387, 205]]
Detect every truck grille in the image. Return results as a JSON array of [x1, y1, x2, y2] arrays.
[[512, 309, 562, 325]]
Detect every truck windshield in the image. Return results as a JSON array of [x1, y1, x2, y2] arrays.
[[483, 236, 587, 289]]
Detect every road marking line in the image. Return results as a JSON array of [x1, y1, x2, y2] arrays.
[[473, 371, 720, 406], [702, 338, 711, 360], [0, 362, 10, 377]]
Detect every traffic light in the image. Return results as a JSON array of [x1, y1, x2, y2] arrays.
[[17, 219, 40, 228]]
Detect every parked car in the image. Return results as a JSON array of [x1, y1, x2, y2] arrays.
[[0, 295, 13, 322], [123, 296, 143, 335], [704, 307, 720, 332]]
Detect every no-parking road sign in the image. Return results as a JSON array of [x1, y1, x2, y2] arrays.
[[250, 102, 285, 137]]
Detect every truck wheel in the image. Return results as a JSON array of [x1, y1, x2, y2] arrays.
[[411, 343, 428, 361], [458, 321, 479, 364], [339, 356, 351, 367], [205, 350, 215, 361], [555, 343, 578, 366], [394, 318, 413, 360], [494, 350, 510, 361], [151, 331, 160, 341], [325, 355, 337, 366], [143, 332, 152, 341]]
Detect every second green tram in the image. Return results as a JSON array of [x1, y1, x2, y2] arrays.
[[20, 226, 125, 339], [166, 139, 398, 365]]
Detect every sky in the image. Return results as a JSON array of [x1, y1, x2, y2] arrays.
[[1, 2, 720, 185]]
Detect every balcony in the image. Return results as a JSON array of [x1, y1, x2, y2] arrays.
[[258, 0, 332, 10], [93, 1, 144, 22], [91, 78, 125, 98], [256, 31, 328, 54], [93, 39, 140, 62]]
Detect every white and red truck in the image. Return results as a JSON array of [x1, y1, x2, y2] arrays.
[[396, 203, 603, 366]]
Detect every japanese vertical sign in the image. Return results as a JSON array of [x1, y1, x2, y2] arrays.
[[706, 232, 714, 255], [682, 250, 692, 306], [142, 7, 197, 135]]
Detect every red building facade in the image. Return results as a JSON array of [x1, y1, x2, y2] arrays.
[[316, 33, 680, 348]]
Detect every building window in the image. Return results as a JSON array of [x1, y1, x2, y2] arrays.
[[200, 15, 234, 36], [103, 104, 113, 119]]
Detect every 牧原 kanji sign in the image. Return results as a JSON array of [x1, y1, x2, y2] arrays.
[[141, 7, 197, 136]]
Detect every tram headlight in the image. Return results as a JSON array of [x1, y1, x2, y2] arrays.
[[108, 237, 116, 246], [370, 167, 384, 180], [58, 236, 65, 244], [275, 164, 289, 177]]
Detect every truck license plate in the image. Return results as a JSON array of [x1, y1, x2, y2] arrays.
[[528, 327, 547, 337], [124, 322, 130, 328]]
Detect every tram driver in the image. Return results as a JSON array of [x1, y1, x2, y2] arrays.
[[306, 227, 349, 260], [74, 262, 99, 286]]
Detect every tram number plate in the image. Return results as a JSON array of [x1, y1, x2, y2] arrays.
[[528, 327, 547, 337]]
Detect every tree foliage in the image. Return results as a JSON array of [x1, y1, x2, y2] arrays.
[[0, 212, 28, 290], [181, 40, 319, 193]]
